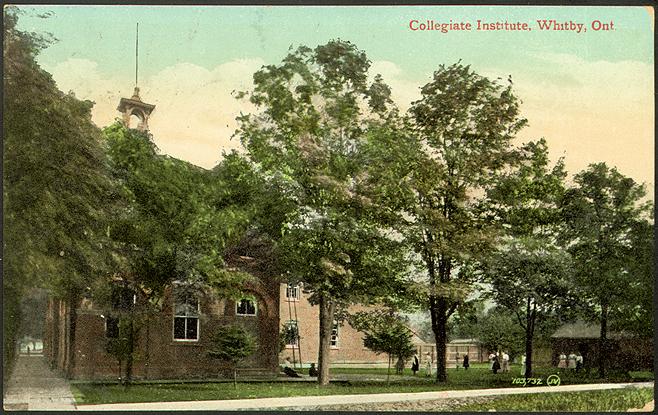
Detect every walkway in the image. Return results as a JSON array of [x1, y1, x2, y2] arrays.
[[76, 381, 653, 411], [3, 354, 76, 411]]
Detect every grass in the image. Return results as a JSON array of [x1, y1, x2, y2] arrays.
[[72, 366, 654, 405], [72, 381, 444, 405], [452, 387, 654, 412], [629, 371, 655, 381]]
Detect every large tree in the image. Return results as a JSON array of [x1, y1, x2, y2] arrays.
[[560, 163, 652, 378], [398, 63, 528, 382], [485, 237, 572, 377], [235, 40, 408, 385], [3, 8, 120, 379], [484, 139, 573, 377]]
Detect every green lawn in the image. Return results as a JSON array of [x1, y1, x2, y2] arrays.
[[72, 366, 653, 405], [452, 387, 653, 412], [73, 381, 445, 405]]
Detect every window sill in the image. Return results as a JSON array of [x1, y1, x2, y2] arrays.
[[172, 340, 201, 345]]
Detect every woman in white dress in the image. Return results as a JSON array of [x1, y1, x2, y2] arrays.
[[567, 352, 577, 369], [557, 353, 567, 369]]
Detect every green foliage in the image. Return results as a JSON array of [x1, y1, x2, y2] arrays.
[[483, 138, 571, 376], [280, 322, 299, 351], [3, 8, 120, 382], [560, 163, 652, 375], [208, 325, 257, 364], [104, 317, 136, 379], [561, 163, 651, 309], [485, 237, 573, 315], [103, 123, 250, 298], [474, 309, 524, 358], [236, 40, 409, 384], [614, 217, 654, 335], [4, 7, 119, 298], [382, 63, 529, 382], [350, 310, 416, 360]]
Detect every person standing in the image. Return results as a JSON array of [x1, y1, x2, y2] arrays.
[[521, 354, 526, 375], [575, 353, 584, 372], [425, 353, 433, 377], [557, 352, 567, 369], [568, 352, 577, 370], [489, 352, 496, 370], [492, 355, 501, 374], [463, 354, 470, 370], [502, 351, 510, 372], [411, 353, 419, 376]]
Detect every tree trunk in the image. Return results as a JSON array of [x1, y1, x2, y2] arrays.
[[65, 290, 80, 379], [387, 354, 391, 384], [317, 294, 336, 386], [598, 302, 608, 378], [125, 319, 134, 385], [145, 316, 150, 380], [233, 367, 237, 389], [430, 296, 448, 383], [524, 297, 535, 379], [524, 326, 534, 378]]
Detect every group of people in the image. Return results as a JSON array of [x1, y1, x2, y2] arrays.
[[557, 352, 584, 372], [410, 352, 435, 377], [281, 358, 319, 378], [488, 351, 511, 374]]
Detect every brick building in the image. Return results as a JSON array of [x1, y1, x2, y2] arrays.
[[43, 269, 281, 380], [279, 283, 429, 368]]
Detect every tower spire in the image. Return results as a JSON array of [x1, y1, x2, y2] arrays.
[[117, 21, 155, 132], [135, 22, 139, 87]]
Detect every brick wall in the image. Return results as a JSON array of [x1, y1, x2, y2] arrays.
[[279, 284, 388, 367], [46, 277, 280, 380]]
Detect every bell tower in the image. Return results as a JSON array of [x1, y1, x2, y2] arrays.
[[117, 23, 155, 131]]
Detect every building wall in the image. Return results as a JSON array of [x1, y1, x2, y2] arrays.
[[279, 284, 388, 367], [44, 278, 280, 380]]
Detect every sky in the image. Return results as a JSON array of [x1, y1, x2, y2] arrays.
[[14, 5, 654, 197]]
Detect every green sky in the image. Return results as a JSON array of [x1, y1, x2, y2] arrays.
[[13, 5, 655, 194]]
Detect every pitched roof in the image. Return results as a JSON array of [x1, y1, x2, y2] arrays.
[[448, 338, 481, 344]]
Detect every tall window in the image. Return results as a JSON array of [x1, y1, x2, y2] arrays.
[[236, 298, 257, 316], [173, 294, 199, 341], [105, 317, 119, 338], [285, 283, 300, 300], [330, 321, 339, 348], [283, 320, 299, 346]]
